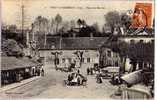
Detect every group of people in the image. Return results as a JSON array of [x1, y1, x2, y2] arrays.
[[67, 72, 81, 85], [86, 64, 100, 75], [110, 74, 121, 85], [57, 59, 77, 72], [96, 73, 103, 83], [86, 64, 102, 84], [66, 69, 87, 86], [87, 67, 94, 75], [31, 65, 44, 77]]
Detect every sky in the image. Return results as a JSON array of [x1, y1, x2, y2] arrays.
[[2, 0, 154, 29]]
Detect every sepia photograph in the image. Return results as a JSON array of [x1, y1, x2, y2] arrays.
[[0, 0, 155, 99]]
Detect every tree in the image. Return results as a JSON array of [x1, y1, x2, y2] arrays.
[[41, 18, 49, 49], [37, 17, 49, 33], [50, 18, 55, 33], [77, 19, 82, 28], [33, 16, 49, 33], [102, 24, 112, 36], [8, 25, 17, 32], [82, 20, 86, 28], [61, 21, 70, 33], [105, 11, 121, 33], [120, 13, 132, 31], [35, 16, 43, 32], [70, 20, 76, 29], [2, 39, 24, 57], [55, 14, 62, 34], [33, 16, 49, 48], [92, 22, 100, 34], [105, 11, 132, 35]]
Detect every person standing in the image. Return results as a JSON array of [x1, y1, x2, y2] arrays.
[[87, 67, 90, 75], [90, 68, 93, 75], [40, 64, 44, 76], [77, 69, 80, 74], [96, 74, 102, 84], [65, 59, 69, 68], [41, 68, 44, 76]]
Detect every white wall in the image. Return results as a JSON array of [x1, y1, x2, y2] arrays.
[[39, 49, 99, 68]]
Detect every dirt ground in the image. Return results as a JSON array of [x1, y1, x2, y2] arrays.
[[0, 64, 119, 99]]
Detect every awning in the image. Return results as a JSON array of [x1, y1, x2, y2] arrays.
[[121, 70, 143, 85]]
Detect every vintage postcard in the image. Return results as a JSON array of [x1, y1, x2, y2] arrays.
[[0, 0, 155, 100]]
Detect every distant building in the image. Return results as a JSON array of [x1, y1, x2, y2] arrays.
[[38, 37, 108, 68]]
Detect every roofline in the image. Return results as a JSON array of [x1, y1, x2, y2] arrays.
[[44, 35, 154, 38], [2, 66, 32, 71], [2, 63, 42, 71], [46, 36, 109, 38], [39, 48, 98, 51]]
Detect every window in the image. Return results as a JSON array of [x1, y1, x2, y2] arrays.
[[151, 40, 154, 43], [107, 50, 111, 57], [139, 39, 144, 43], [87, 58, 90, 63], [62, 58, 65, 63], [68, 58, 72, 63], [115, 61, 118, 66], [114, 53, 117, 58], [51, 45, 55, 49], [130, 39, 135, 44]]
